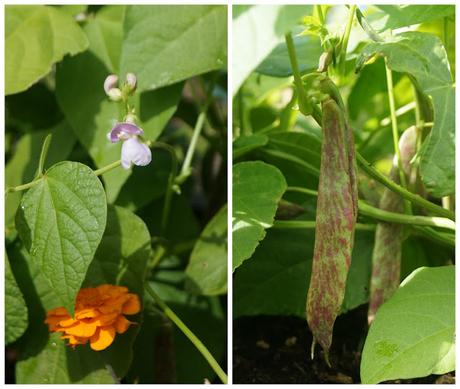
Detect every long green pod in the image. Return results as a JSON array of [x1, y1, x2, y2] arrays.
[[306, 97, 358, 361], [367, 126, 417, 324]]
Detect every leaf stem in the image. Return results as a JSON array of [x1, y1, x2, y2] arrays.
[[93, 160, 121, 176], [356, 153, 454, 220], [176, 78, 215, 185], [316, 5, 325, 25], [285, 32, 305, 94], [285, 186, 455, 230], [35, 134, 53, 179], [144, 283, 227, 384], [339, 5, 356, 75], [5, 178, 42, 195], [358, 201, 455, 231], [385, 57, 411, 213], [413, 225, 455, 248]]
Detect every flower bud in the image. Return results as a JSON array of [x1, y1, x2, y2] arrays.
[[125, 73, 137, 93], [107, 88, 123, 102], [104, 74, 119, 95]]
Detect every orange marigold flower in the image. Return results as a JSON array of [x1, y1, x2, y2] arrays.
[[44, 284, 141, 351]]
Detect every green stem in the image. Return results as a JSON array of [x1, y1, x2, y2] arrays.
[[285, 32, 305, 95], [93, 160, 121, 176], [356, 153, 454, 220], [176, 79, 215, 184], [273, 220, 375, 231], [385, 58, 409, 203], [358, 201, 455, 230], [339, 5, 356, 75], [413, 225, 455, 248], [145, 283, 227, 384], [285, 186, 455, 230], [316, 5, 325, 25], [35, 134, 52, 179], [5, 178, 42, 195], [152, 142, 179, 234]]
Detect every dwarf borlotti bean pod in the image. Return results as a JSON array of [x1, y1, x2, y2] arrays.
[[306, 96, 358, 362], [367, 126, 417, 323]]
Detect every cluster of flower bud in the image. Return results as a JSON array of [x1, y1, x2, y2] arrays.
[[103, 73, 137, 102]]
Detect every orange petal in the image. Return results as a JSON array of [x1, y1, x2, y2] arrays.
[[94, 312, 118, 325], [122, 294, 141, 315], [47, 307, 69, 316], [99, 294, 130, 314], [63, 320, 98, 337], [59, 317, 78, 327], [114, 315, 132, 334], [61, 334, 88, 346], [45, 315, 67, 330], [75, 308, 99, 320], [90, 326, 116, 351]]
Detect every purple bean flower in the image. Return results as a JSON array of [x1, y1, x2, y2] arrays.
[[121, 137, 152, 169], [108, 122, 144, 143], [108, 122, 151, 169]]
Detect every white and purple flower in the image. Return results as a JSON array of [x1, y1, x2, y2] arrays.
[[108, 122, 152, 170]]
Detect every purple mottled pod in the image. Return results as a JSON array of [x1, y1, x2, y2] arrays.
[[104, 74, 119, 95], [126, 73, 137, 93], [306, 97, 358, 361], [368, 126, 417, 324]]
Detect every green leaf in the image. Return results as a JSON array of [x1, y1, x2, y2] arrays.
[[17, 333, 117, 384], [233, 227, 375, 318], [57, 5, 88, 17], [16, 161, 107, 314], [233, 161, 287, 270], [361, 266, 455, 384], [6, 82, 64, 133], [186, 205, 227, 295], [127, 262, 225, 383], [5, 5, 88, 95], [357, 31, 454, 196], [82, 205, 152, 378], [233, 134, 268, 159], [5, 122, 77, 235], [120, 5, 227, 92], [84, 5, 125, 73], [5, 252, 28, 344], [256, 33, 322, 77], [233, 5, 312, 94], [368, 5, 455, 32], [9, 243, 116, 384]]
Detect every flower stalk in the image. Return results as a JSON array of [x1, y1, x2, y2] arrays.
[[145, 283, 227, 384]]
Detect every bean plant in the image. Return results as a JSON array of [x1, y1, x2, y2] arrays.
[[5, 4, 227, 384], [233, 4, 455, 384]]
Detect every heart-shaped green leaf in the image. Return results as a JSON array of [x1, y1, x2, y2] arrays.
[[361, 266, 455, 384], [16, 161, 107, 314], [6, 5, 88, 95], [233, 161, 287, 270], [120, 5, 227, 92]]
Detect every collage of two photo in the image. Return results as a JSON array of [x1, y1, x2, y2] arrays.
[[4, 3, 456, 385]]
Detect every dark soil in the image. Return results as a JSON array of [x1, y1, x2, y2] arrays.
[[233, 305, 455, 384]]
